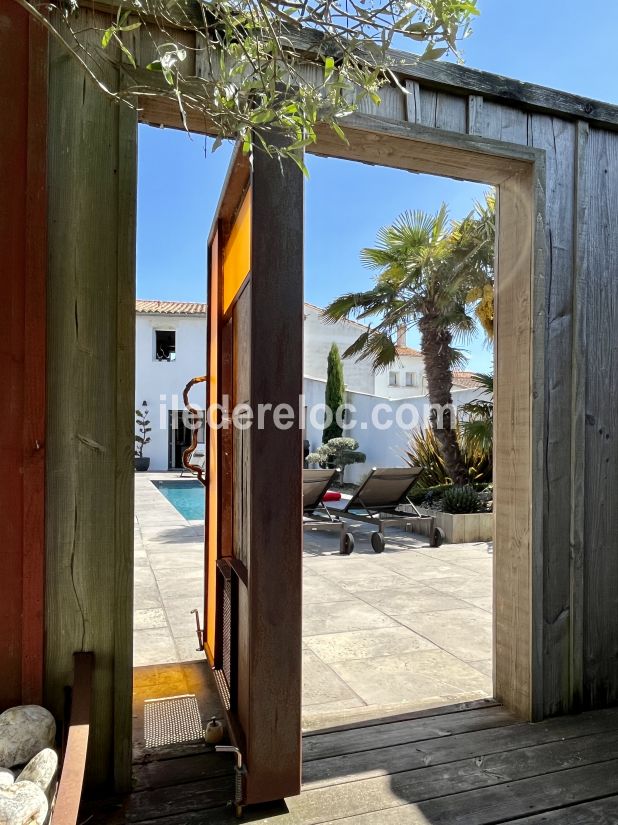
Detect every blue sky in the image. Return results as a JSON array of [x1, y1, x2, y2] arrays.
[[137, 0, 618, 373]]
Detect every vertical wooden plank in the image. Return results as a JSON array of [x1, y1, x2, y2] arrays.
[[528, 115, 577, 717], [493, 164, 541, 720], [404, 80, 421, 123], [480, 101, 529, 145], [46, 15, 135, 788], [21, 15, 48, 707], [113, 87, 138, 793], [0, 3, 47, 709], [357, 86, 406, 121], [580, 128, 618, 708], [206, 231, 221, 662], [467, 95, 483, 136], [569, 121, 589, 712], [245, 141, 304, 803]]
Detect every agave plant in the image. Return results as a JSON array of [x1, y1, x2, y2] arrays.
[[442, 484, 482, 514], [405, 425, 492, 491]]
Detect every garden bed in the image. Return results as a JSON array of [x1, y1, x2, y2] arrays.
[[403, 505, 493, 543]]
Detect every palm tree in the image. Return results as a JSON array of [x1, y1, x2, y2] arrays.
[[459, 372, 493, 461], [322, 202, 494, 485], [459, 192, 496, 340]]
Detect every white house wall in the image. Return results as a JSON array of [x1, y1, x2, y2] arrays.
[[303, 304, 375, 394], [374, 353, 426, 398], [135, 314, 207, 470], [137, 307, 488, 475], [303, 376, 484, 484]]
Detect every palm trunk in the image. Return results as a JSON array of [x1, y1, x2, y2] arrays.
[[418, 314, 469, 485]]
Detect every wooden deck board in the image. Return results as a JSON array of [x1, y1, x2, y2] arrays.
[[83, 705, 618, 825], [303, 708, 618, 788], [302, 706, 518, 762]]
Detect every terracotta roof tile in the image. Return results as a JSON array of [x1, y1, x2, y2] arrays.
[[395, 345, 423, 358], [136, 300, 207, 315], [452, 370, 481, 389]]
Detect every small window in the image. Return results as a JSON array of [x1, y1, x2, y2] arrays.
[[388, 371, 399, 387], [405, 372, 418, 387], [155, 330, 176, 362]]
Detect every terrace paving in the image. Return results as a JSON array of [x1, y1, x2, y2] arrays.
[[134, 472, 493, 729]]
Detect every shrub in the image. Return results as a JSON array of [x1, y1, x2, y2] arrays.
[[442, 485, 482, 514], [306, 437, 366, 484], [405, 426, 492, 493]]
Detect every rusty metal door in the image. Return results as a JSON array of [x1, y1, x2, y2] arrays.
[[204, 144, 304, 807]]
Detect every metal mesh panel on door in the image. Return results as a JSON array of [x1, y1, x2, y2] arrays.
[[222, 572, 233, 690]]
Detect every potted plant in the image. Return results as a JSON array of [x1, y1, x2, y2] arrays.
[[306, 437, 366, 485], [134, 401, 151, 471]]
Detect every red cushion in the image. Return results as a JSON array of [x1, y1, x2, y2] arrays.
[[323, 491, 341, 502]]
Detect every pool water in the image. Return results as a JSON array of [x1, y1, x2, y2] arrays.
[[154, 480, 206, 521]]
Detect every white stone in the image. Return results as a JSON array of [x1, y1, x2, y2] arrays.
[[0, 772, 13, 789], [0, 708, 55, 769], [0, 781, 48, 825], [16, 750, 57, 795]]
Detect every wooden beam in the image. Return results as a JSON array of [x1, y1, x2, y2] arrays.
[[46, 13, 136, 790], [311, 115, 539, 185], [569, 120, 589, 711], [0, 0, 47, 710], [388, 50, 618, 130], [51, 653, 94, 825]]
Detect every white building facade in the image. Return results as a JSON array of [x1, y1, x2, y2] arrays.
[[136, 299, 485, 477]]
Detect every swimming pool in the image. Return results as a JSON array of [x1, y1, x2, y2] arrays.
[[153, 480, 206, 521]]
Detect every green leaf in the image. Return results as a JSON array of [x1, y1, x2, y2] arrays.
[[119, 21, 142, 32], [421, 45, 448, 61], [115, 36, 137, 68], [330, 120, 349, 144], [146, 60, 162, 72], [101, 26, 115, 49], [251, 109, 275, 124], [324, 55, 335, 82]]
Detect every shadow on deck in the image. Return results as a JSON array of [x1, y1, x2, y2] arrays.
[[81, 670, 618, 825]]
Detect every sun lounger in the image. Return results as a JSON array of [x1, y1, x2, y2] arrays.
[[341, 467, 444, 552], [303, 469, 355, 555]]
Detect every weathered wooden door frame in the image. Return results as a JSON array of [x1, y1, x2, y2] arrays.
[[309, 117, 546, 721], [138, 110, 544, 721], [134, 112, 545, 769], [45, 87, 545, 791]]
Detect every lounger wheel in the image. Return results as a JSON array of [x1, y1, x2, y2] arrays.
[[431, 527, 445, 548], [340, 532, 355, 555], [371, 532, 385, 554]]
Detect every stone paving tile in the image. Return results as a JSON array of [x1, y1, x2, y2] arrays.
[[461, 595, 493, 613], [419, 574, 493, 600], [353, 586, 473, 616], [302, 649, 363, 707], [134, 473, 494, 726], [303, 599, 398, 636], [329, 648, 492, 707], [468, 658, 493, 678], [304, 625, 437, 664], [133, 627, 178, 667], [337, 570, 423, 593], [134, 608, 168, 630], [174, 634, 206, 663], [303, 574, 357, 604], [397, 606, 493, 662]]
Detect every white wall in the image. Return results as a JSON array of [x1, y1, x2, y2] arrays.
[[303, 304, 375, 394], [135, 314, 207, 470], [304, 377, 485, 485], [136, 306, 488, 479], [374, 353, 426, 399]]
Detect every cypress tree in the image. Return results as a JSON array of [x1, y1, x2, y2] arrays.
[[323, 343, 345, 443]]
